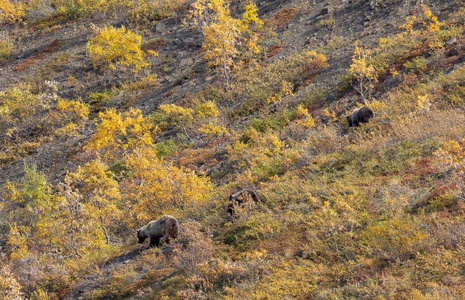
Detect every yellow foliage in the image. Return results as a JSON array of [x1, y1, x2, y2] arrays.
[[159, 104, 194, 120], [349, 42, 378, 101], [0, 84, 52, 124], [7, 224, 29, 260], [65, 158, 121, 243], [199, 120, 227, 137], [296, 105, 316, 129], [0, 40, 12, 62], [122, 147, 214, 222], [223, 258, 318, 299], [266, 81, 295, 105], [54, 0, 139, 16], [229, 128, 299, 182], [367, 98, 388, 112], [160, 101, 227, 140], [55, 99, 89, 137], [36, 183, 107, 257], [416, 94, 431, 112], [306, 50, 328, 67], [196, 101, 219, 118], [0, 0, 24, 24], [87, 26, 153, 73], [400, 5, 440, 35], [362, 215, 428, 259], [324, 108, 337, 122], [86, 108, 155, 162], [190, 0, 263, 83], [434, 138, 465, 199], [0, 266, 23, 300]]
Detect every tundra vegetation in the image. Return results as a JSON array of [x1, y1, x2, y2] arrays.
[[1, 0, 465, 299]]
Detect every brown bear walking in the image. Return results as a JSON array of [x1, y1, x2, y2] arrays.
[[347, 106, 375, 127], [137, 215, 179, 247]]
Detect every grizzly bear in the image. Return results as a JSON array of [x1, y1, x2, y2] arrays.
[[227, 189, 259, 217], [347, 106, 375, 127], [137, 215, 179, 247]]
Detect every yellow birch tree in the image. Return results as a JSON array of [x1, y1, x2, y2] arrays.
[[190, 0, 263, 84]]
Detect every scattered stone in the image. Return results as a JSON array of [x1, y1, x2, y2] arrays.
[[447, 37, 457, 45]]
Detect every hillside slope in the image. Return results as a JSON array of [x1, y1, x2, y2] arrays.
[[2, 0, 465, 299]]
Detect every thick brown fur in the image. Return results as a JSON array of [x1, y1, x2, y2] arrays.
[[137, 215, 179, 247], [227, 189, 259, 217], [347, 106, 375, 127]]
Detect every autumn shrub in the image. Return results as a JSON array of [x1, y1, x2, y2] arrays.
[[158, 101, 227, 146], [434, 138, 465, 200], [222, 258, 318, 300], [190, 0, 263, 83], [0, 0, 24, 23], [86, 108, 155, 162], [52, 0, 131, 18], [228, 128, 300, 183], [0, 265, 24, 299], [0, 81, 91, 164], [83, 107, 214, 229], [229, 50, 327, 115], [173, 220, 250, 298], [54, 99, 89, 137], [4, 164, 53, 231], [122, 147, 214, 223], [0, 39, 12, 62], [36, 182, 110, 257], [154, 139, 184, 158], [362, 214, 429, 261], [172, 220, 215, 293], [64, 158, 122, 244], [86, 88, 118, 106], [131, 0, 187, 22], [265, 7, 299, 32], [247, 109, 293, 134], [87, 26, 154, 74], [2, 166, 74, 296], [345, 5, 442, 101], [349, 42, 378, 102], [0, 83, 53, 135]]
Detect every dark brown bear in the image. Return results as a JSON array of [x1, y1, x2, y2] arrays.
[[227, 189, 259, 217], [137, 215, 179, 247], [347, 106, 375, 127]]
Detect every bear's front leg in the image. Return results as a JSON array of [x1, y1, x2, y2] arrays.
[[150, 236, 161, 247]]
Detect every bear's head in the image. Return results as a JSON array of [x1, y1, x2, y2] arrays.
[[137, 229, 147, 244]]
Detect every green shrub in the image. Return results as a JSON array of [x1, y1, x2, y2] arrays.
[[0, 40, 12, 62]]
